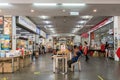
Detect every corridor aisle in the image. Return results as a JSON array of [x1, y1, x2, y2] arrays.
[[0, 54, 120, 80]]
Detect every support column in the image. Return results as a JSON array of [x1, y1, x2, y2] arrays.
[[12, 16, 16, 50], [113, 16, 120, 61], [88, 32, 91, 47]]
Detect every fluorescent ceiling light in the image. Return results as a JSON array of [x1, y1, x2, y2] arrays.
[[39, 16, 49, 19], [85, 25, 93, 27], [43, 21, 51, 24], [49, 28, 54, 31], [78, 20, 87, 24], [44, 25, 53, 30], [75, 25, 83, 28], [33, 3, 57, 6], [93, 9, 97, 12], [51, 31, 55, 33], [81, 15, 93, 19], [70, 12, 79, 16], [62, 3, 86, 6], [47, 25, 53, 28], [31, 9, 35, 13], [72, 28, 81, 33], [0, 3, 10, 6]]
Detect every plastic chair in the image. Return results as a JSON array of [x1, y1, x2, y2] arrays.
[[71, 57, 81, 72]]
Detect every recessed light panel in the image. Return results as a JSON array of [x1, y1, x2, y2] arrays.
[[62, 3, 86, 6], [75, 25, 83, 28], [31, 9, 35, 13], [39, 16, 49, 19], [93, 9, 97, 12], [78, 20, 87, 24], [33, 3, 57, 6], [70, 12, 79, 16], [43, 21, 51, 24], [81, 15, 93, 19], [0, 3, 10, 6]]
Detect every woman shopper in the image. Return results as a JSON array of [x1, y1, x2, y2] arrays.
[[83, 41, 89, 61], [105, 42, 109, 58], [79, 43, 83, 54]]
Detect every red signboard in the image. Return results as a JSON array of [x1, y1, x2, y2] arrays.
[[117, 47, 120, 58], [90, 18, 110, 32], [90, 32, 94, 39], [81, 33, 89, 38], [0, 17, 3, 25]]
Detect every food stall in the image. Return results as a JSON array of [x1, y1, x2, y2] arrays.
[[89, 18, 114, 58]]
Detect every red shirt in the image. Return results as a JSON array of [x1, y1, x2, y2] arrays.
[[83, 46, 88, 55], [101, 44, 105, 51], [79, 46, 82, 50]]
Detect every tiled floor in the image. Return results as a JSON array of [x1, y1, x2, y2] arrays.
[[0, 54, 120, 80]]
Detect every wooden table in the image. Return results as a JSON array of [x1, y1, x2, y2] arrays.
[[52, 55, 68, 74], [0, 56, 20, 73]]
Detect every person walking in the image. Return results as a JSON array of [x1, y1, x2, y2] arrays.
[[79, 43, 83, 54], [83, 41, 89, 61], [32, 42, 35, 60], [42, 45, 45, 54], [105, 42, 109, 58]]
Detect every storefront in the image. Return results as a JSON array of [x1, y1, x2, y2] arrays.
[[0, 16, 38, 73], [89, 17, 114, 58], [81, 33, 89, 46], [0, 16, 20, 73], [17, 16, 37, 51]]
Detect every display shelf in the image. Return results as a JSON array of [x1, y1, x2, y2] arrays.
[[0, 56, 20, 73], [0, 53, 31, 73]]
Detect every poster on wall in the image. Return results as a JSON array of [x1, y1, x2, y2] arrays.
[[0, 16, 4, 34], [4, 17, 12, 35], [0, 35, 11, 50], [90, 32, 94, 40], [0, 17, 3, 25], [61, 44, 66, 51]]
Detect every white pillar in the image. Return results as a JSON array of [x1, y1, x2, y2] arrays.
[[12, 16, 16, 50], [113, 16, 119, 61], [88, 32, 91, 47]]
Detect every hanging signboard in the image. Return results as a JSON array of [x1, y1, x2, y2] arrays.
[[81, 33, 89, 38], [36, 28, 40, 35], [89, 17, 113, 32], [40, 30, 46, 38], [17, 16, 36, 33]]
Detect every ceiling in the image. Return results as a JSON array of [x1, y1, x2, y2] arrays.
[[29, 16, 110, 34], [0, 4, 120, 16], [0, 3, 117, 35], [0, 0, 120, 4]]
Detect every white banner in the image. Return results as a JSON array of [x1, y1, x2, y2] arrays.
[[17, 16, 36, 32], [40, 30, 46, 38]]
